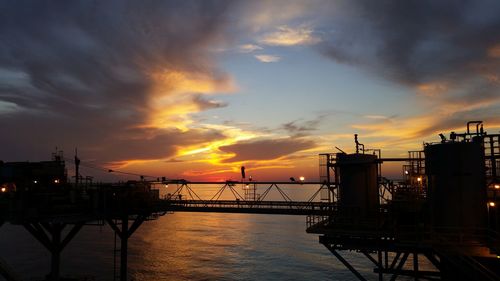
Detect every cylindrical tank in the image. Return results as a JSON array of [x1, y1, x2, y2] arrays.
[[336, 153, 379, 217], [425, 140, 487, 229]]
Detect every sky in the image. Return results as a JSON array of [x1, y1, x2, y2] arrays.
[[0, 0, 499, 181]]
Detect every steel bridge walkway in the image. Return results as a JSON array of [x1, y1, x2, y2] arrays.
[[158, 199, 336, 215]]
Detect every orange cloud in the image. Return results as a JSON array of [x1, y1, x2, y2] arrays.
[[416, 82, 449, 97], [147, 70, 236, 130], [488, 44, 500, 58]]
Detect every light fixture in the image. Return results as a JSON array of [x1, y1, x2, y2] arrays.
[[1, 187, 6, 192], [299, 176, 305, 182], [489, 202, 496, 207]]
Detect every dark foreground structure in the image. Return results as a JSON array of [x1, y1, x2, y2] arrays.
[[308, 121, 500, 280], [0, 121, 499, 280]]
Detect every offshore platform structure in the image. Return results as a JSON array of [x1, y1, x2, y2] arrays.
[[0, 151, 165, 281], [308, 121, 500, 280], [1, 120, 499, 281], [0, 153, 334, 280]]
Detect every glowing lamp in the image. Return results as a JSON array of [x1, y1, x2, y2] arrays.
[[417, 177, 422, 182], [54, 179, 60, 184], [33, 180, 38, 184], [1, 187, 6, 192], [495, 184, 500, 189], [299, 176, 305, 182], [489, 202, 496, 207], [404, 170, 409, 175]]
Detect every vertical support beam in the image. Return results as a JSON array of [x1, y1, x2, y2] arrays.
[[107, 215, 146, 281], [120, 216, 128, 281], [50, 223, 62, 281], [378, 250, 383, 281], [385, 250, 389, 269], [413, 252, 419, 280], [23, 222, 83, 281], [490, 136, 497, 179]]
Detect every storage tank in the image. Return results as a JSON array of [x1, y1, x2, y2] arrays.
[[425, 139, 487, 229], [336, 153, 379, 217]]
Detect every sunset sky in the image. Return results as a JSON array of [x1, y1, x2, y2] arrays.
[[1, 1, 499, 181]]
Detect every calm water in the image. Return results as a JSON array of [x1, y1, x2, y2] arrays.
[[0, 184, 425, 280]]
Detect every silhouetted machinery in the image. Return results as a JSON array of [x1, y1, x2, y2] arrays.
[[0, 153, 67, 193], [425, 134, 487, 230], [336, 153, 379, 218], [309, 121, 500, 281]]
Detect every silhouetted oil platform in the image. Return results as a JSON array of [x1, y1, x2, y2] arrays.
[[1, 121, 499, 280]]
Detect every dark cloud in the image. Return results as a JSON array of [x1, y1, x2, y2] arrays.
[[321, 0, 500, 88], [0, 1, 234, 162], [192, 95, 228, 110], [219, 138, 315, 163], [281, 116, 325, 137]]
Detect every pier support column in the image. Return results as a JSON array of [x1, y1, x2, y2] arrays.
[[107, 215, 146, 281], [23, 222, 84, 281]]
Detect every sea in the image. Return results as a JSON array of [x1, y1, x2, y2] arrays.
[[0, 184, 426, 280]]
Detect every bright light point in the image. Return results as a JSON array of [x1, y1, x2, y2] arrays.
[[54, 179, 60, 184], [299, 176, 305, 181], [489, 202, 496, 207], [1, 187, 6, 192], [33, 180, 38, 184], [164, 184, 168, 188], [417, 177, 422, 182], [404, 170, 409, 175], [495, 184, 500, 189]]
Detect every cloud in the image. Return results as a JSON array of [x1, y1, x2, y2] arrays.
[[238, 44, 263, 53], [281, 117, 323, 137], [219, 138, 315, 163], [259, 25, 321, 46], [363, 115, 393, 120], [320, 1, 500, 90], [315, 0, 500, 140], [254, 54, 281, 63], [0, 1, 236, 164]]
